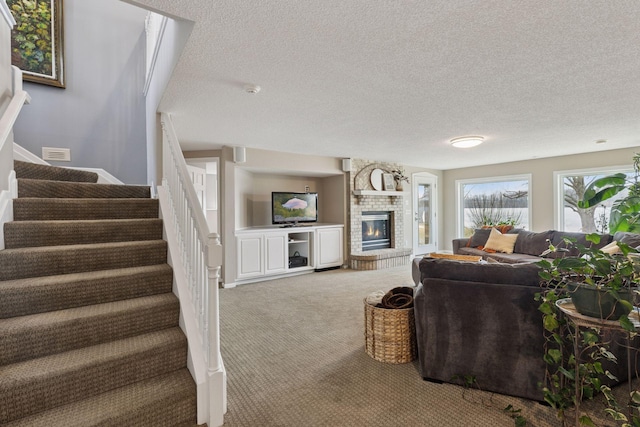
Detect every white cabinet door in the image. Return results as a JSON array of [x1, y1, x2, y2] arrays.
[[237, 234, 264, 278], [265, 233, 287, 274], [316, 227, 343, 269]]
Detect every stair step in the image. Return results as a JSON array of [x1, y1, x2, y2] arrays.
[[14, 160, 99, 183], [0, 327, 187, 424], [4, 164, 199, 424], [3, 369, 198, 427], [4, 219, 164, 248], [0, 264, 173, 318], [0, 293, 180, 365], [18, 178, 151, 199], [0, 240, 167, 281], [13, 198, 159, 220]]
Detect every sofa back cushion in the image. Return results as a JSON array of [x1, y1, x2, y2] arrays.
[[419, 258, 541, 287], [468, 228, 492, 248], [514, 230, 554, 256], [549, 231, 613, 257], [612, 231, 640, 249]]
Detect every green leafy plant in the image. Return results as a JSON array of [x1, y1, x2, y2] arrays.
[[540, 235, 638, 304], [504, 404, 527, 427], [536, 235, 640, 425], [451, 374, 528, 426], [578, 153, 640, 234]]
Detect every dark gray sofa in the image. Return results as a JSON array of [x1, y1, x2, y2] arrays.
[[452, 229, 615, 263], [412, 229, 640, 401], [414, 258, 546, 400]]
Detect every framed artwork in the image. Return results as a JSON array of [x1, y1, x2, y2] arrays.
[[8, 0, 65, 88], [383, 173, 395, 191]]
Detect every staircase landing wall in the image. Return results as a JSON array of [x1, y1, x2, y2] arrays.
[[11, 0, 148, 185]]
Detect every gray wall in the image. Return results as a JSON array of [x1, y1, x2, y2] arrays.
[[12, 0, 148, 184]]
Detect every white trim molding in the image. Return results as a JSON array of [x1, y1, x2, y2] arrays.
[[553, 164, 632, 232], [144, 12, 168, 96], [1, 0, 16, 28], [455, 173, 533, 237]]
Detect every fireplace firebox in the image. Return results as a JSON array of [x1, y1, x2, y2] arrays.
[[362, 211, 391, 251]]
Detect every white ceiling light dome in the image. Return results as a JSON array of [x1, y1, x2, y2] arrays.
[[244, 84, 261, 94], [450, 136, 485, 148]]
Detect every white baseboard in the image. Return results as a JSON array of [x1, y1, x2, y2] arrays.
[[13, 143, 48, 165]]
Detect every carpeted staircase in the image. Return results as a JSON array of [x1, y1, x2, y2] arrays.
[[0, 161, 201, 426]]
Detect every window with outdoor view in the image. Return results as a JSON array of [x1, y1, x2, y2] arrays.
[[556, 167, 633, 233], [457, 175, 531, 237]]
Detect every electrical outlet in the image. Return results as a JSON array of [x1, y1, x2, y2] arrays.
[[305, 185, 310, 192]]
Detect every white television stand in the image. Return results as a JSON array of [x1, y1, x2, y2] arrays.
[[234, 223, 344, 285]]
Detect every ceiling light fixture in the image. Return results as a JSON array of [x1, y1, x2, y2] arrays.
[[244, 84, 261, 94], [450, 135, 485, 148]]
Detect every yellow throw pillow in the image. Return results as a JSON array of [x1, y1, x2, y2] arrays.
[[600, 240, 620, 255], [483, 228, 518, 254]]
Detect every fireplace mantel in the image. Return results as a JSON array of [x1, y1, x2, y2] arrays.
[[352, 190, 405, 196]]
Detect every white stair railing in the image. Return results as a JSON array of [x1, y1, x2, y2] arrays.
[[0, 66, 31, 250], [0, 66, 30, 155], [157, 112, 225, 427]]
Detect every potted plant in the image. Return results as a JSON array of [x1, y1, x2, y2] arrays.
[[536, 236, 640, 425], [538, 235, 639, 322], [391, 168, 409, 191]]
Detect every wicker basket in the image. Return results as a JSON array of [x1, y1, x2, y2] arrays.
[[364, 300, 416, 364]]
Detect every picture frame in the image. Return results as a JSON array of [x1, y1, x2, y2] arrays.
[[382, 173, 395, 191], [8, 0, 65, 88]]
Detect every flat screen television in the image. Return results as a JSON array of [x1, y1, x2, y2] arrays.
[[272, 192, 318, 225]]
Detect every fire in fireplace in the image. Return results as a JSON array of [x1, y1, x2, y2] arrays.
[[362, 211, 391, 251]]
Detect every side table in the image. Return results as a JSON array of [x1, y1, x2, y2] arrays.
[[556, 298, 640, 425]]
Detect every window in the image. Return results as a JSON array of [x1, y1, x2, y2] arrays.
[[555, 166, 633, 233], [457, 175, 531, 237]]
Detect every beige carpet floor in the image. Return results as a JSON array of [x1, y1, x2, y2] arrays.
[[219, 265, 631, 427]]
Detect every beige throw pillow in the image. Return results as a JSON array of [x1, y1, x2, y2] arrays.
[[600, 240, 620, 255], [484, 228, 518, 254]]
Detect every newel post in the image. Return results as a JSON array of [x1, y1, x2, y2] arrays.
[[206, 232, 226, 425], [206, 232, 223, 371]]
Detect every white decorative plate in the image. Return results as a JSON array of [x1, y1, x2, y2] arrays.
[[370, 168, 383, 191]]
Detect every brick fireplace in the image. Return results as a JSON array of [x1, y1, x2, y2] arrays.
[[347, 159, 412, 270]]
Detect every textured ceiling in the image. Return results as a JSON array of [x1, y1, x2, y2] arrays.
[[129, 0, 640, 169]]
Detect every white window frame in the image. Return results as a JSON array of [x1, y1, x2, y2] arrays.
[[553, 164, 632, 232], [456, 174, 532, 238]]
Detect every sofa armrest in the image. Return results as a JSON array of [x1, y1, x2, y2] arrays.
[[452, 238, 469, 254], [411, 257, 422, 285]]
